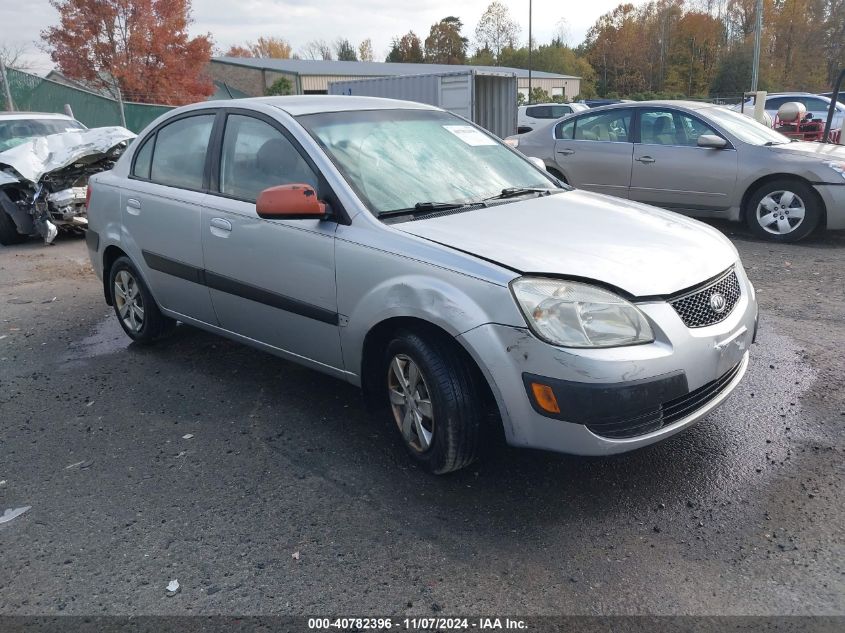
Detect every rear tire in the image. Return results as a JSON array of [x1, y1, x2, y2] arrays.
[[745, 179, 822, 243], [108, 256, 176, 344], [0, 210, 28, 245], [383, 330, 483, 474]]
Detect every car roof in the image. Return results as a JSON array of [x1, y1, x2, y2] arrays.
[[0, 112, 77, 121], [580, 100, 715, 112], [198, 95, 439, 116]]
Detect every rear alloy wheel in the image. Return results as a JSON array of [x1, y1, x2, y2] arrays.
[[108, 256, 176, 344], [383, 330, 483, 474], [746, 180, 822, 242]]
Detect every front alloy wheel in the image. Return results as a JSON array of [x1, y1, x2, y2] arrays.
[[756, 190, 806, 236], [388, 354, 435, 452], [746, 179, 822, 243], [382, 330, 484, 473]]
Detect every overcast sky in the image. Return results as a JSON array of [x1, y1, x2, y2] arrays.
[[1, 0, 648, 74]]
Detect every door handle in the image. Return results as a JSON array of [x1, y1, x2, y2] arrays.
[[209, 217, 232, 238], [556, 148, 575, 156], [126, 198, 141, 215], [636, 156, 656, 164]]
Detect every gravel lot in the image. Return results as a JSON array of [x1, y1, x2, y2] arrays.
[[0, 223, 843, 616]]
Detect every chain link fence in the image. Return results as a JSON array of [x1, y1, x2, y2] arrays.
[[0, 67, 172, 132]]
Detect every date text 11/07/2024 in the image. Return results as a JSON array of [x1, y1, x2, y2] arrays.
[[307, 617, 529, 630]]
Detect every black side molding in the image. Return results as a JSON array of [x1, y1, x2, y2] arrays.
[[522, 369, 689, 424], [141, 250, 338, 326]]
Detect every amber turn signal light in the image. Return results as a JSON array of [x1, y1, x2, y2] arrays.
[[530, 382, 560, 414]]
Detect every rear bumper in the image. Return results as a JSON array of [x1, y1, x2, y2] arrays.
[[457, 270, 758, 456], [814, 183, 845, 230]]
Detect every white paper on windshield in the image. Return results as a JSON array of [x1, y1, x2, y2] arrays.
[[443, 125, 497, 146]]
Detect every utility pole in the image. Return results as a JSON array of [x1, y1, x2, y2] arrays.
[[0, 59, 15, 112], [113, 77, 127, 128], [751, 0, 763, 91], [528, 0, 533, 104]]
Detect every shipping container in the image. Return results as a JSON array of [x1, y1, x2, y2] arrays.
[[328, 70, 518, 139]]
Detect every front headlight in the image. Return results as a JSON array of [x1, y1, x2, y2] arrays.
[[511, 277, 654, 348], [823, 160, 845, 180]]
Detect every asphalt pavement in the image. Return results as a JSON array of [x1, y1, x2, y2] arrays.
[[0, 223, 843, 617]]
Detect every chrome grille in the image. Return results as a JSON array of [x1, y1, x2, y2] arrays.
[[670, 269, 740, 328]]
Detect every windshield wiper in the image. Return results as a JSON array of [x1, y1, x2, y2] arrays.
[[379, 201, 478, 219], [483, 187, 557, 201], [763, 140, 791, 146]]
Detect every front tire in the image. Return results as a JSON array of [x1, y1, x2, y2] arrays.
[[108, 256, 176, 344], [383, 330, 483, 474], [745, 179, 822, 243]]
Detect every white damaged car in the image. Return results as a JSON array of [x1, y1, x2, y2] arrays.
[[0, 112, 135, 245]]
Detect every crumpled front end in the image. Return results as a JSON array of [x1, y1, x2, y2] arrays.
[[0, 126, 135, 245]]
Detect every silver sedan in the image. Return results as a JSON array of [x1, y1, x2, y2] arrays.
[[506, 100, 845, 242], [86, 96, 757, 473]]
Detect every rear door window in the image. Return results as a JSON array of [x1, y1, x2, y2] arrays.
[[149, 114, 215, 190], [572, 109, 632, 142]]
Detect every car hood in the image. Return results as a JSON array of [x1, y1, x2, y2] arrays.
[[394, 190, 739, 297], [766, 141, 845, 159], [0, 126, 136, 184]]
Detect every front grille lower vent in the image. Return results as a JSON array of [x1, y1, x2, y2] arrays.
[[586, 360, 744, 439], [670, 269, 740, 328]]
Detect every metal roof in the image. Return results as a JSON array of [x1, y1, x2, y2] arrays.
[[212, 57, 579, 80]]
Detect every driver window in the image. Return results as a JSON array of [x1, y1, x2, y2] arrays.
[[640, 110, 719, 147], [219, 115, 319, 202]]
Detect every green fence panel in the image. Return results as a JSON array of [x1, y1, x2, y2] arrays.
[[1, 68, 174, 133]]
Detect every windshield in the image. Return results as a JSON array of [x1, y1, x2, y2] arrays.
[[297, 109, 557, 216], [704, 106, 791, 145], [0, 118, 86, 152]]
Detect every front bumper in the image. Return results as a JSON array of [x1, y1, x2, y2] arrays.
[[814, 183, 845, 230], [457, 268, 758, 456]]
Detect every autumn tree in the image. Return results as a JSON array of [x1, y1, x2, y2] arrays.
[[424, 17, 468, 64], [43, 0, 213, 105], [249, 36, 292, 59], [224, 45, 252, 58], [475, 2, 521, 62], [385, 32, 424, 63], [358, 38, 374, 62], [335, 38, 358, 61]]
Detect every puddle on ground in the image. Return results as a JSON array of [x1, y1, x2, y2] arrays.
[[60, 316, 129, 368]]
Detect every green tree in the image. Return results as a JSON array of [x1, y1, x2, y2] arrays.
[[335, 38, 357, 61], [424, 16, 468, 64], [386, 31, 424, 63], [265, 76, 292, 96]]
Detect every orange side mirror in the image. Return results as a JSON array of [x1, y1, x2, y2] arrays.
[[256, 184, 327, 220]]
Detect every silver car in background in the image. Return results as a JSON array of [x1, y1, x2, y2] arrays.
[[86, 96, 757, 474], [507, 101, 845, 242]]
